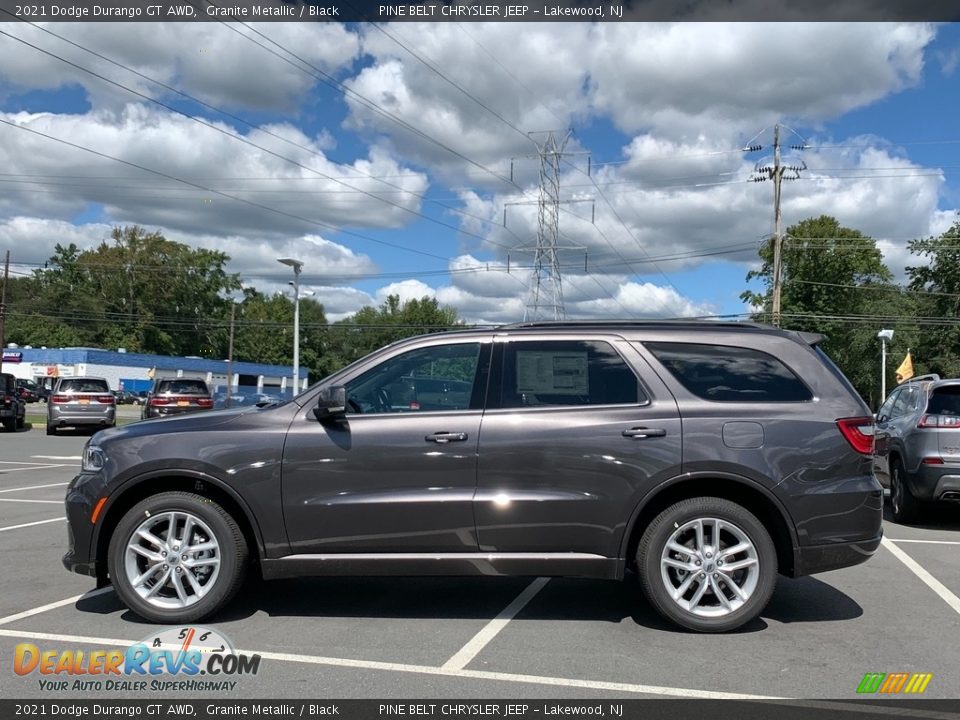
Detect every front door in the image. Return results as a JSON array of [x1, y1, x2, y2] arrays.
[[281, 340, 491, 554]]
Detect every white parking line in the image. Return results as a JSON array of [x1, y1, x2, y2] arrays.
[[886, 538, 960, 546], [0, 588, 113, 627], [0, 498, 63, 504], [0, 626, 780, 700], [0, 482, 68, 494], [882, 537, 960, 615], [0, 464, 68, 473], [0, 517, 65, 533], [0, 461, 67, 466], [442, 577, 549, 671], [31, 455, 82, 461]]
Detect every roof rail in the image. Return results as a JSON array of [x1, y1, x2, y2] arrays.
[[905, 373, 941, 384], [497, 319, 768, 330]]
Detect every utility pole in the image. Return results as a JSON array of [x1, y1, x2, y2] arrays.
[[0, 250, 9, 376], [224, 302, 236, 409], [749, 124, 806, 328], [771, 125, 784, 328]]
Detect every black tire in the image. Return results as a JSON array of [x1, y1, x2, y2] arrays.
[[2, 418, 15, 432], [637, 496, 777, 633], [890, 458, 922, 524], [46, 423, 56, 436], [107, 491, 248, 624], [16, 416, 25, 430]]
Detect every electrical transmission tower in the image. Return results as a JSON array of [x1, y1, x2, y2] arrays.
[[748, 124, 807, 327], [525, 130, 573, 322]]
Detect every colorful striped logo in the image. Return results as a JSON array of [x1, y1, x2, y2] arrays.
[[857, 672, 933, 694]]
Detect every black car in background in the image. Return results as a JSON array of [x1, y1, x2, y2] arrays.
[[17, 378, 50, 403], [1, 373, 26, 431], [141, 377, 214, 419]]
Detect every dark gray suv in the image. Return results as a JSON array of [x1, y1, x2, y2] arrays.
[[63, 321, 882, 632], [874, 374, 960, 523]]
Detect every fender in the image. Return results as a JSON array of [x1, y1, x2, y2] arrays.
[[92, 468, 268, 561], [617, 469, 800, 561]]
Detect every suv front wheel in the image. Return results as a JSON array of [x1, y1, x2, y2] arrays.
[[108, 491, 248, 623], [890, 458, 922, 524], [637, 497, 777, 633]]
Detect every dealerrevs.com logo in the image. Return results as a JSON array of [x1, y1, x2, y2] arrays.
[[14, 626, 261, 693]]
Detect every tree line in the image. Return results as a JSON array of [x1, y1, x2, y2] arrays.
[[3, 226, 461, 383], [4, 216, 960, 406]]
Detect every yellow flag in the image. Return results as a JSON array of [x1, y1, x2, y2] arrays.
[[146, 367, 156, 379], [895, 352, 913, 384]]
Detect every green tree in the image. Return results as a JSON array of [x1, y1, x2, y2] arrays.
[[326, 294, 463, 372], [905, 220, 960, 377], [742, 215, 908, 406], [18, 227, 241, 356]]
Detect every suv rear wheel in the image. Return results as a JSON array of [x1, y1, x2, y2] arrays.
[[637, 497, 777, 632], [108, 491, 248, 623], [890, 458, 922, 524]]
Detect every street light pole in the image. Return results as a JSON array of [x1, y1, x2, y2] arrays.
[[877, 328, 894, 404], [278, 257, 304, 395]]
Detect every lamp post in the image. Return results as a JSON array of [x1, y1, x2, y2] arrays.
[[877, 328, 894, 403], [278, 257, 304, 395]]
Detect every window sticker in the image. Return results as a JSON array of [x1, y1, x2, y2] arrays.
[[516, 351, 589, 394]]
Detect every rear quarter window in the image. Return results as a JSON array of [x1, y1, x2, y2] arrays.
[[645, 342, 812, 403]]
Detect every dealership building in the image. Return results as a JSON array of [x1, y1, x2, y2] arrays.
[[1, 346, 305, 397]]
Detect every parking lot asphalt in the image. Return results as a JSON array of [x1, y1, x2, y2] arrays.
[[1, 423, 958, 702]]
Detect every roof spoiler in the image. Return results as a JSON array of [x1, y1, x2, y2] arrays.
[[795, 331, 825, 346]]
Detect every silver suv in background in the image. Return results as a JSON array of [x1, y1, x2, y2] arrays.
[[47, 376, 116, 435], [875, 374, 960, 522], [142, 377, 213, 419]]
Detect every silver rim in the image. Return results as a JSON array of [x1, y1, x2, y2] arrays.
[[660, 517, 760, 618], [124, 511, 221, 609]]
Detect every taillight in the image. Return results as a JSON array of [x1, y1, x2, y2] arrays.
[[96, 395, 115, 404], [149, 397, 171, 406], [2, 395, 11, 405], [837, 416, 875, 455], [921, 457, 945, 465], [51, 394, 70, 404], [918, 414, 960, 428], [197, 398, 213, 408]]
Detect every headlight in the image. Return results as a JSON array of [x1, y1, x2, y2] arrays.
[[82, 444, 106, 472]]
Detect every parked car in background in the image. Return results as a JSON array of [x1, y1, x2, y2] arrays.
[[17, 378, 49, 403], [113, 390, 142, 405], [17, 385, 38, 403], [1, 373, 26, 431], [142, 377, 213, 419], [874, 373, 960, 523], [47, 377, 116, 435], [66, 321, 882, 632]]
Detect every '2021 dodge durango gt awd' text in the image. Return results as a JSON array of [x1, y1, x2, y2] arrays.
[[64, 321, 883, 633]]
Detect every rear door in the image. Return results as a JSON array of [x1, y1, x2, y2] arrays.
[[474, 336, 682, 559]]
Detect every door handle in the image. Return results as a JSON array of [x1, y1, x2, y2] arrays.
[[425, 432, 468, 443], [622, 427, 667, 439]]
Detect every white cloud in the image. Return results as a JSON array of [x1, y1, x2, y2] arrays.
[[0, 22, 360, 112], [0, 105, 430, 242]]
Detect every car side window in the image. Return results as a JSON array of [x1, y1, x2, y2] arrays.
[[344, 343, 484, 414], [645, 342, 813, 402], [499, 340, 645, 408], [891, 388, 913, 419], [877, 389, 900, 422]]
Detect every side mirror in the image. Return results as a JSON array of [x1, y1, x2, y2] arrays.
[[313, 386, 347, 422]]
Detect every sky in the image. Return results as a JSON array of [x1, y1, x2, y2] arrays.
[[0, 21, 958, 324]]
